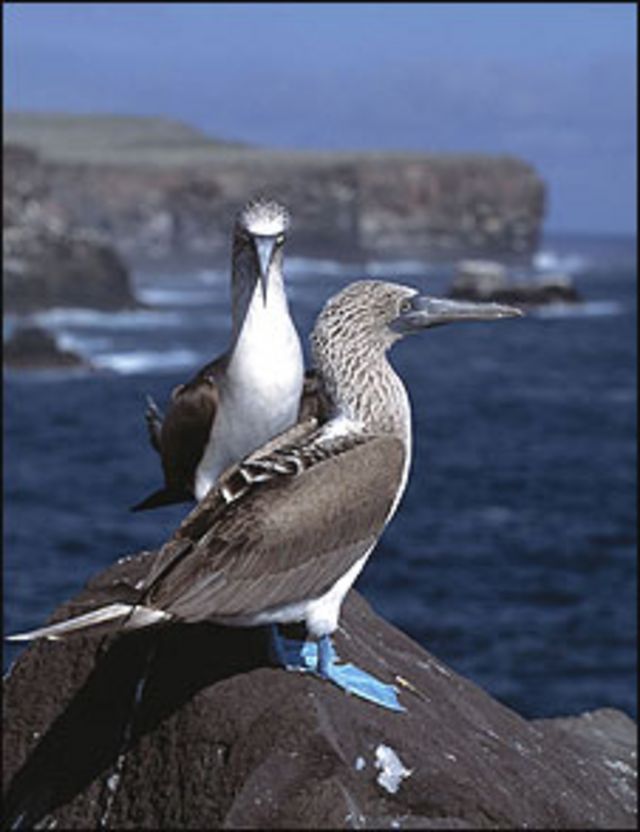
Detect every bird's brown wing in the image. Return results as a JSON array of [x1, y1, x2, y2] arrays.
[[158, 355, 227, 493], [143, 431, 406, 622]]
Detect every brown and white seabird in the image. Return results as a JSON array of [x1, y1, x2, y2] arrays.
[[9, 281, 522, 710], [132, 198, 304, 511]]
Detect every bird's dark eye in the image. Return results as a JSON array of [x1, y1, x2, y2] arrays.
[[399, 298, 413, 314]]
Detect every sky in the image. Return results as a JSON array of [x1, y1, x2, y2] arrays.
[[4, 2, 637, 235]]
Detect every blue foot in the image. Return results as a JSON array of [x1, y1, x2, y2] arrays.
[[317, 635, 405, 712], [269, 628, 404, 712], [268, 625, 321, 670]]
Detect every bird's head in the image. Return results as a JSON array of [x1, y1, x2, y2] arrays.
[[234, 198, 291, 302], [312, 279, 523, 364]]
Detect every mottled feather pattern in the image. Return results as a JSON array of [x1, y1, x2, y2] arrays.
[[143, 431, 405, 620], [238, 198, 291, 236]]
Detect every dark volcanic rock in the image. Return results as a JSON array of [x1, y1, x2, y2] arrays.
[[3, 324, 88, 370], [3, 144, 137, 313], [3, 553, 636, 829], [3, 229, 136, 314], [449, 259, 581, 306]]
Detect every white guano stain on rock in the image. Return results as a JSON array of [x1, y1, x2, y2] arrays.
[[374, 744, 413, 794], [355, 756, 366, 771], [106, 773, 120, 794], [603, 758, 636, 778]]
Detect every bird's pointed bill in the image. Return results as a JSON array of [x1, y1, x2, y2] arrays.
[[393, 295, 523, 332], [254, 236, 277, 304]]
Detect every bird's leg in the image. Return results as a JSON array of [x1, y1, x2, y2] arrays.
[[268, 627, 404, 712], [315, 634, 405, 712], [268, 624, 317, 671]]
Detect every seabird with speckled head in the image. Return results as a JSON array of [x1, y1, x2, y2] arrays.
[[9, 281, 522, 711], [132, 198, 305, 510]]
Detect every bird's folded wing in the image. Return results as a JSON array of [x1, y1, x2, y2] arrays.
[[143, 433, 406, 621], [159, 360, 223, 488]]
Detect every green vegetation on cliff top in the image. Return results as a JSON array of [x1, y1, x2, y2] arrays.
[[3, 111, 530, 170]]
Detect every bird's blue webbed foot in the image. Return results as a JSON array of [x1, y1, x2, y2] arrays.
[[317, 635, 405, 712], [268, 625, 319, 670], [269, 627, 404, 712]]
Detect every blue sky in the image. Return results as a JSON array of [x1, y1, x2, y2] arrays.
[[4, 3, 637, 234]]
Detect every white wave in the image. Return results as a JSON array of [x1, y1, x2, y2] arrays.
[[91, 348, 200, 375], [531, 301, 624, 319], [286, 257, 363, 278], [56, 332, 111, 353], [32, 307, 185, 330], [364, 259, 434, 277], [135, 286, 216, 307], [286, 255, 434, 279], [533, 250, 589, 275], [195, 268, 227, 286]]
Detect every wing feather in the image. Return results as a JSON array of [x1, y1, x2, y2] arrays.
[[158, 357, 225, 492], [144, 434, 406, 622]]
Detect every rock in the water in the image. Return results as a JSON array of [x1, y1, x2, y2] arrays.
[[450, 259, 510, 296], [3, 552, 636, 829], [3, 324, 88, 370], [449, 259, 581, 306]]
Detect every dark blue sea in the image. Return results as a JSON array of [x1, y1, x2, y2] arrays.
[[3, 233, 637, 720]]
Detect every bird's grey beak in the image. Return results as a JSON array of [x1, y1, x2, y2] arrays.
[[392, 295, 523, 333], [254, 236, 276, 304]]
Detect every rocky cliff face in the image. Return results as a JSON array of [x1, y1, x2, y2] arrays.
[[4, 114, 546, 268], [3, 144, 137, 313], [2, 551, 636, 829]]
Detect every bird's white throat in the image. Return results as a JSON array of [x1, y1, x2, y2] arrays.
[[195, 274, 304, 500]]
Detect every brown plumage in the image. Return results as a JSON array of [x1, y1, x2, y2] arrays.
[[142, 427, 405, 622], [9, 280, 521, 644]]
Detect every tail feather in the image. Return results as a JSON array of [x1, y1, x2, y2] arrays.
[[130, 486, 194, 513], [6, 603, 170, 642]]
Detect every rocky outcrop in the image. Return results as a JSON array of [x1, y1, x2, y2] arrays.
[[3, 551, 636, 829], [3, 144, 137, 313], [449, 259, 581, 306], [3, 324, 88, 370], [4, 114, 546, 267]]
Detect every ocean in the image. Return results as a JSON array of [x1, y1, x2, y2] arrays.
[[3, 233, 637, 720]]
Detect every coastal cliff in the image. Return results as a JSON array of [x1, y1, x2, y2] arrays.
[[2, 551, 636, 829], [4, 113, 546, 268], [3, 143, 137, 314]]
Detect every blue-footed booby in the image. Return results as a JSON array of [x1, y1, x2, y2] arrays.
[[9, 281, 522, 711], [132, 198, 304, 511]]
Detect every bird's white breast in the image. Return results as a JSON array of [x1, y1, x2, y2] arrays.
[[195, 283, 304, 500]]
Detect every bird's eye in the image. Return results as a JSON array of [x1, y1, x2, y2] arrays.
[[399, 299, 413, 314], [276, 234, 285, 245]]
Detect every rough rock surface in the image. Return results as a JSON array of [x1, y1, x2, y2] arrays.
[[449, 259, 581, 306], [3, 144, 137, 313], [3, 324, 88, 370], [3, 551, 636, 830], [4, 114, 546, 266]]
